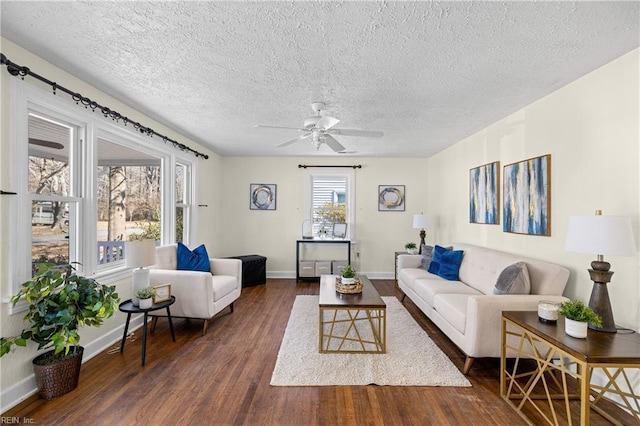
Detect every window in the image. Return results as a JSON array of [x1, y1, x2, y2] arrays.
[[8, 79, 197, 299], [303, 169, 355, 239], [175, 162, 191, 243], [28, 113, 81, 275], [96, 137, 162, 266]]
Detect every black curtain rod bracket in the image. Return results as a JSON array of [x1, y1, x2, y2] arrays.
[[1, 53, 208, 160], [298, 164, 361, 169]]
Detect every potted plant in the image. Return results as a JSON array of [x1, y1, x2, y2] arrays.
[[340, 264, 357, 285], [558, 300, 603, 338], [135, 287, 156, 309], [0, 263, 119, 399], [405, 242, 417, 254]]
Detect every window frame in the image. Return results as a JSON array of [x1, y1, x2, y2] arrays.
[[302, 168, 355, 240], [6, 79, 198, 310]]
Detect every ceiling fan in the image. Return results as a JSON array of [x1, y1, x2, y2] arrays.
[[254, 102, 383, 152]]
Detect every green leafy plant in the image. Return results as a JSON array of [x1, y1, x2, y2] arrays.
[[405, 242, 417, 249], [341, 264, 356, 279], [135, 287, 156, 300], [0, 263, 119, 358], [558, 300, 603, 328]]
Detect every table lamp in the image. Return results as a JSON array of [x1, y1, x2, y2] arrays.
[[564, 210, 635, 332], [125, 240, 156, 306], [412, 214, 429, 254]]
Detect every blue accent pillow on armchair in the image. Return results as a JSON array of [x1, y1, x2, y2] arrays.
[[437, 249, 464, 280], [177, 242, 211, 272]]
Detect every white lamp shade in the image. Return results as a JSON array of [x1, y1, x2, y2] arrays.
[[565, 215, 635, 257], [125, 240, 157, 268], [412, 214, 429, 229]]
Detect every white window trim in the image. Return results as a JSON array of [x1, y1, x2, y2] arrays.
[[302, 168, 355, 240], [5, 78, 198, 307]]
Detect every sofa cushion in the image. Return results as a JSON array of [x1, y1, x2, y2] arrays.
[[437, 249, 464, 280], [428, 245, 450, 274], [432, 294, 471, 334], [398, 268, 434, 291], [414, 278, 482, 307], [419, 245, 434, 270], [177, 242, 211, 272], [493, 262, 531, 294]]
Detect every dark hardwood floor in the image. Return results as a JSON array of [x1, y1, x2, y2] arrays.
[[3, 279, 635, 425]]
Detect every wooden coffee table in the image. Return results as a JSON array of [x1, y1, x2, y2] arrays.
[[319, 274, 386, 354]]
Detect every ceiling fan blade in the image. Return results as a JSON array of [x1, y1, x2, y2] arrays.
[[315, 116, 340, 130], [329, 129, 384, 138], [323, 135, 346, 152], [277, 133, 311, 147], [255, 124, 306, 132], [29, 138, 64, 149]]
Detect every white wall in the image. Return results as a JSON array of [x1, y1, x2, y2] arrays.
[[219, 157, 429, 277], [426, 49, 640, 332]]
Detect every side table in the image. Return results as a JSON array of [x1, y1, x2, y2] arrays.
[[119, 296, 176, 366], [394, 251, 406, 287], [501, 311, 640, 425]]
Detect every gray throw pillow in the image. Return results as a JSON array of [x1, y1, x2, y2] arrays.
[[419, 245, 434, 270], [493, 262, 531, 295]]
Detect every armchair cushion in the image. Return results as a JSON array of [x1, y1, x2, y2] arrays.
[[177, 242, 211, 272]]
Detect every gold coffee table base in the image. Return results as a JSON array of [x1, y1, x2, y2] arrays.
[[319, 307, 386, 354], [318, 274, 387, 354]]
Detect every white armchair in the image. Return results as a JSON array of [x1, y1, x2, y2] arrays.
[[147, 244, 242, 335]]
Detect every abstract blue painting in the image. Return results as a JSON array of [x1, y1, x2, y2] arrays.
[[469, 161, 499, 224], [503, 155, 551, 236]]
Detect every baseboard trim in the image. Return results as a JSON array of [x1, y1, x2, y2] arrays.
[[0, 314, 145, 413], [266, 272, 394, 280]]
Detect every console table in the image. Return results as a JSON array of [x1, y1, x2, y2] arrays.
[[296, 239, 351, 281], [501, 311, 640, 425]]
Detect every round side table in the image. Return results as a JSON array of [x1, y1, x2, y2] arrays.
[[119, 296, 176, 366]]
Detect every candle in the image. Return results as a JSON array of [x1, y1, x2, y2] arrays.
[[538, 301, 559, 323]]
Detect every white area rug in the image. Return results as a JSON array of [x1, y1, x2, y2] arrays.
[[270, 295, 471, 387]]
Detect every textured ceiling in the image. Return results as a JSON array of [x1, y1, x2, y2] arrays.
[[1, 1, 639, 158]]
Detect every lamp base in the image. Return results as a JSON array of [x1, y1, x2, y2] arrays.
[[587, 262, 616, 333], [418, 229, 426, 254], [132, 268, 150, 306]]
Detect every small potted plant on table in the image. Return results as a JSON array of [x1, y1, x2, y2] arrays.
[[135, 287, 156, 309], [340, 264, 357, 285], [0, 263, 119, 399], [558, 300, 602, 338], [405, 242, 418, 254]]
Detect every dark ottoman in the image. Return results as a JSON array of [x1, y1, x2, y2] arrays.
[[226, 254, 267, 287]]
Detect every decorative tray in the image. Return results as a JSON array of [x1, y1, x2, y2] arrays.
[[335, 277, 363, 294]]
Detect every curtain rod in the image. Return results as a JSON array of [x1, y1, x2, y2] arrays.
[[298, 164, 361, 169], [0, 53, 209, 160]]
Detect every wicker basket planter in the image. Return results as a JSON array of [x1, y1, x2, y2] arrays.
[[32, 346, 84, 400]]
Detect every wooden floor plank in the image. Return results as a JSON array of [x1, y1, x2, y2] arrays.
[[2, 279, 635, 425]]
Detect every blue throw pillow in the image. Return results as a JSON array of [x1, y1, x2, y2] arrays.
[[427, 245, 449, 274], [176, 242, 211, 272], [437, 250, 464, 281]]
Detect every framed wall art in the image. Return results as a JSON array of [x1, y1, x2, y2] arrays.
[[503, 154, 551, 236], [378, 185, 405, 211], [469, 161, 500, 224], [250, 184, 276, 210]]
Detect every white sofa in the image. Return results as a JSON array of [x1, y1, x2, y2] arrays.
[[397, 243, 570, 374], [148, 244, 242, 335]]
